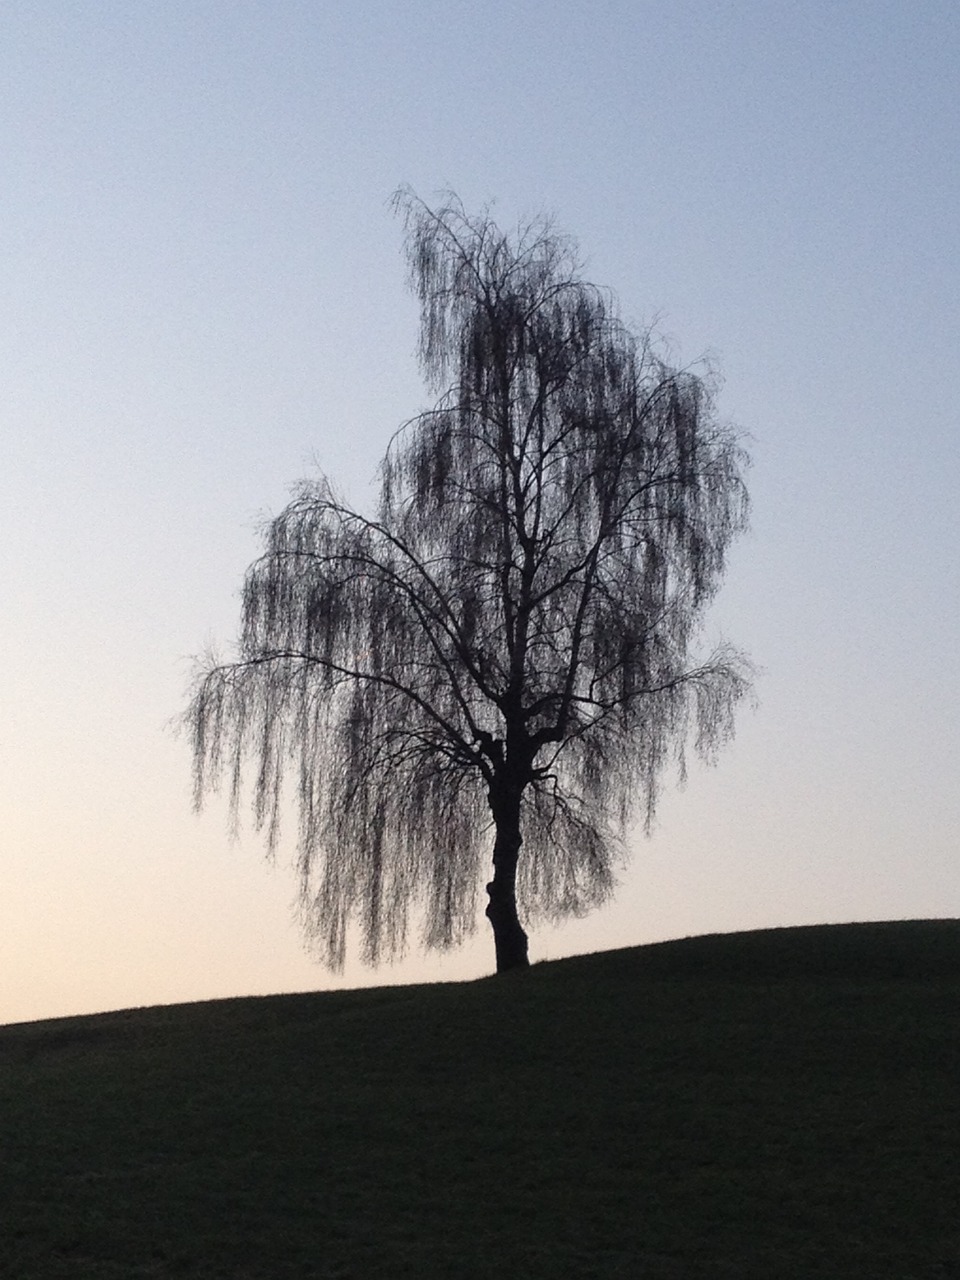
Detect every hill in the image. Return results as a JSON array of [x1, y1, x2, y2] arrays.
[[2, 919, 959, 1278]]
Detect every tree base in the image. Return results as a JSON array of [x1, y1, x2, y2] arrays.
[[485, 882, 530, 973]]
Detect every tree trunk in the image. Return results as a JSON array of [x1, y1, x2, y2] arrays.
[[485, 790, 530, 972]]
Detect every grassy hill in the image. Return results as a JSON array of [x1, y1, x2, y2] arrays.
[[2, 919, 959, 1278]]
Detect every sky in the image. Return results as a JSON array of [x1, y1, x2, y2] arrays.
[[2, 0, 958, 1025]]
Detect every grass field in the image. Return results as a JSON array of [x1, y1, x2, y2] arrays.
[[2, 919, 959, 1278]]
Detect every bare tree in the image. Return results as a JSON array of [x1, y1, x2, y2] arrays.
[[186, 190, 752, 974]]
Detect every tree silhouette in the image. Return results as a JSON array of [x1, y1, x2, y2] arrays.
[[186, 191, 751, 973]]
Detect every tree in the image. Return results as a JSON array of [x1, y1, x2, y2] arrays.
[[186, 190, 751, 974]]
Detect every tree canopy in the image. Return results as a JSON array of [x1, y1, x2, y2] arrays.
[[186, 190, 752, 972]]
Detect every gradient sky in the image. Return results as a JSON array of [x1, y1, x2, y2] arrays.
[[3, 0, 958, 1025]]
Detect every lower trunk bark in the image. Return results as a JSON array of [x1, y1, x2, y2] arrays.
[[485, 801, 529, 973]]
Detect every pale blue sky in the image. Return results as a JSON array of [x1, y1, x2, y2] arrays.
[[2, 1, 957, 1023]]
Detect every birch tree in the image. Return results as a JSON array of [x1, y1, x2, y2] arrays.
[[186, 191, 752, 973]]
